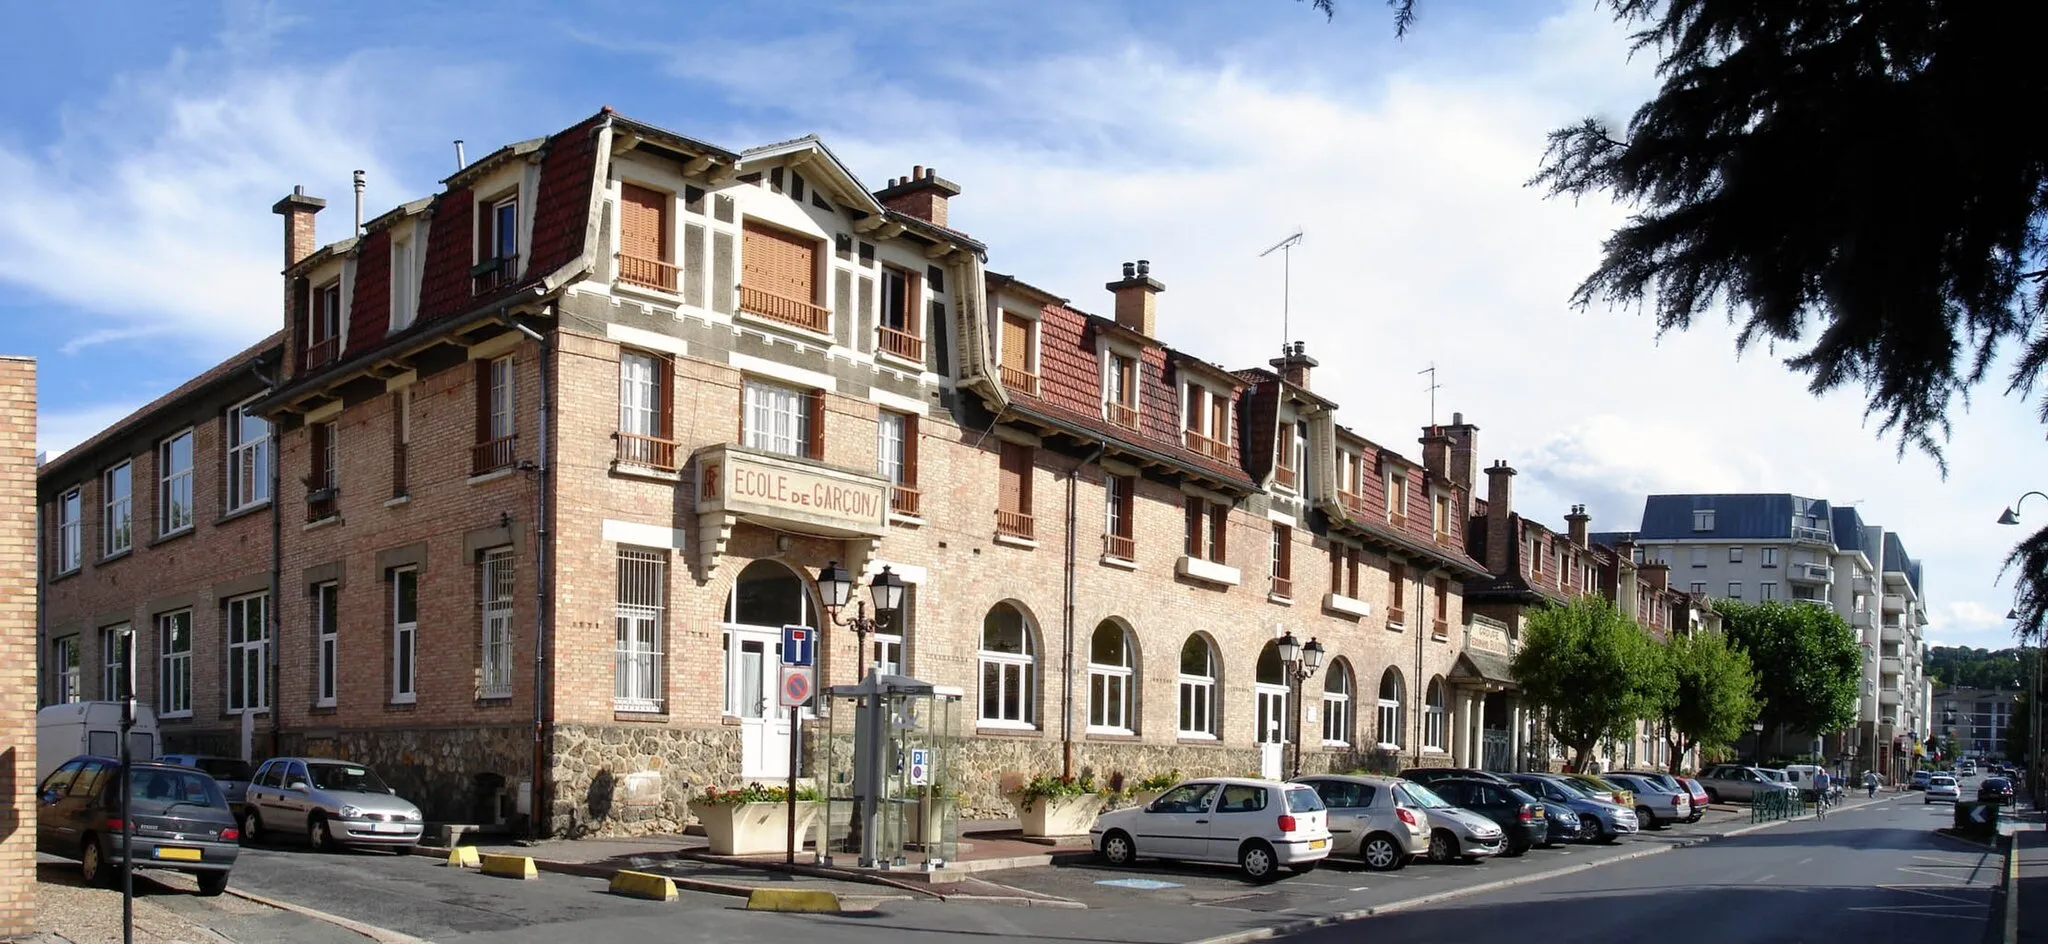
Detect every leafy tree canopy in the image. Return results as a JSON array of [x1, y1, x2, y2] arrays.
[[1925, 646, 2031, 691], [1511, 597, 1663, 772], [1656, 628, 1758, 772], [1716, 601, 1862, 736]]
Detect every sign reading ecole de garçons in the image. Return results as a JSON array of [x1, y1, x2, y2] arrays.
[[693, 443, 889, 537]]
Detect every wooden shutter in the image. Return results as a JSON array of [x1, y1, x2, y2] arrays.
[[1277, 526, 1292, 579], [620, 184, 669, 263], [1390, 563, 1406, 609], [474, 360, 491, 444], [1185, 496, 1202, 557], [741, 222, 817, 302], [902, 415, 919, 488], [904, 270, 922, 335], [806, 389, 826, 460], [1209, 502, 1228, 562], [310, 423, 329, 484], [656, 356, 675, 440], [1001, 314, 1031, 373], [476, 198, 494, 262], [998, 443, 1025, 514], [1211, 395, 1229, 450]]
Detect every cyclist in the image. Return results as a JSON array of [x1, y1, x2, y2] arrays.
[[1814, 770, 1832, 818]]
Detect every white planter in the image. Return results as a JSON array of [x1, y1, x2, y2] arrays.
[[912, 796, 958, 847], [688, 800, 822, 856], [1013, 792, 1105, 838]]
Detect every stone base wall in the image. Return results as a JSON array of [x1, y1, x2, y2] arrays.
[[275, 725, 531, 826], [547, 723, 737, 838]]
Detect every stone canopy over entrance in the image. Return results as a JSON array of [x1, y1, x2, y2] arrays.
[[694, 442, 890, 573]]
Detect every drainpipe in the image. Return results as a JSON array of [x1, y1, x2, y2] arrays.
[[506, 312, 551, 838], [1063, 442, 1108, 780], [1415, 568, 1426, 769], [247, 360, 281, 760]]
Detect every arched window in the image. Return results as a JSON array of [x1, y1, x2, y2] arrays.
[[1255, 640, 1288, 745], [1177, 635, 1218, 738], [1377, 668, 1406, 749], [979, 603, 1036, 727], [1087, 621, 1135, 734], [1322, 659, 1353, 746], [1424, 677, 1449, 752], [726, 560, 814, 627], [721, 560, 814, 719]]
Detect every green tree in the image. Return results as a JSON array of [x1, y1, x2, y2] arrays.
[[1656, 628, 1758, 773], [1511, 597, 1663, 772], [1716, 601, 1861, 743]]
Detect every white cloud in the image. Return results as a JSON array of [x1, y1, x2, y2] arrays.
[[35, 403, 141, 460]]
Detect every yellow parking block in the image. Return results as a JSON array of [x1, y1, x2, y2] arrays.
[[445, 846, 481, 869], [744, 888, 841, 913], [478, 853, 538, 880], [608, 870, 678, 902]]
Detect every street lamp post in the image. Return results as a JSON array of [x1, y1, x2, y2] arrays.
[[815, 562, 907, 679], [1277, 632, 1326, 779], [1751, 722, 1765, 766]]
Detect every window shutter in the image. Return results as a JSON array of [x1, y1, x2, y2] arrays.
[[474, 360, 491, 444], [1001, 314, 1030, 373], [620, 184, 668, 263], [902, 415, 919, 488], [998, 444, 1024, 514], [656, 356, 674, 440], [741, 222, 818, 302], [1185, 497, 1202, 556], [1210, 503, 1228, 561], [904, 271, 922, 334], [1211, 396, 1229, 449], [712, 231, 735, 314], [476, 199, 493, 262], [1279, 526, 1292, 578], [807, 389, 826, 460]]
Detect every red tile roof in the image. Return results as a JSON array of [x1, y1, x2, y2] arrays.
[[345, 228, 391, 359]]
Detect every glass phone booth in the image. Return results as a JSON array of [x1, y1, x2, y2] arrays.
[[819, 674, 962, 870]]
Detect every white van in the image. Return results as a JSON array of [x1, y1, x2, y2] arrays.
[[37, 702, 159, 781], [1779, 764, 1837, 800]]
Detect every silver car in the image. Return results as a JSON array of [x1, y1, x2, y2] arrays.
[[243, 758, 424, 852], [1397, 780, 1507, 863], [1291, 774, 1431, 871], [1602, 773, 1692, 828]]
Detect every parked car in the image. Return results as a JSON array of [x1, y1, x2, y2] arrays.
[[1561, 773, 1634, 809], [37, 703, 159, 781], [1426, 778, 1547, 856], [1978, 777, 2016, 806], [1924, 775, 1961, 805], [1399, 767, 1513, 787], [1695, 764, 1795, 803], [242, 758, 425, 852], [1678, 777, 1711, 816], [1093, 778, 1331, 881], [1291, 774, 1429, 871], [37, 756, 239, 895], [158, 754, 254, 815], [1397, 780, 1507, 863], [1779, 764, 1836, 801], [1507, 773, 1637, 843], [1600, 772, 1692, 828], [1910, 769, 1933, 791]]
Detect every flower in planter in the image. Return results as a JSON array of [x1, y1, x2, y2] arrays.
[[1015, 771, 1099, 812], [1133, 770, 1181, 793], [696, 782, 820, 806]]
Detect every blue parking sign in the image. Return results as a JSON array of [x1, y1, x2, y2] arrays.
[[782, 625, 814, 667]]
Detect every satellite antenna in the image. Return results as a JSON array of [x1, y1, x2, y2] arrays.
[[1260, 230, 1305, 354], [1419, 363, 1442, 426]]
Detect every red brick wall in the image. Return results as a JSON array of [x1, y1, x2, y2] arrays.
[[1, 357, 39, 936]]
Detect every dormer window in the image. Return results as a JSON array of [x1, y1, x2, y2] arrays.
[[1432, 492, 1454, 546], [1387, 470, 1410, 527], [1274, 415, 1300, 490], [998, 311, 1040, 396], [739, 220, 828, 334], [306, 280, 342, 370], [474, 191, 521, 294], [1337, 449, 1364, 511], [1104, 351, 1139, 430], [879, 267, 925, 362], [1692, 509, 1715, 531], [1181, 381, 1231, 461]]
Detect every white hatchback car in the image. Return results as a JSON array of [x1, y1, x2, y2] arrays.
[[1924, 775, 1961, 804], [1092, 778, 1331, 881]]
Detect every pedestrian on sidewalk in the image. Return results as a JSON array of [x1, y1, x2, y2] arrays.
[[1814, 770, 1831, 819], [1863, 770, 1879, 799]]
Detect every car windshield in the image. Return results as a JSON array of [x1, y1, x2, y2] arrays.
[[124, 768, 226, 810], [306, 763, 390, 794], [1580, 776, 1625, 793], [1285, 787, 1326, 812], [191, 758, 254, 781], [1397, 783, 1454, 809], [1552, 778, 1603, 799], [1931, 777, 1956, 787], [1507, 786, 1539, 806]]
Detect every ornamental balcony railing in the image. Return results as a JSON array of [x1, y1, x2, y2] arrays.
[[739, 284, 830, 333]]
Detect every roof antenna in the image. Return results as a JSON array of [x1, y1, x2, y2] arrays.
[[1259, 229, 1305, 356], [1419, 362, 1441, 426]]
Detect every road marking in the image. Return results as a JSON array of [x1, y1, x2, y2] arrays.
[[1912, 855, 1976, 866], [1878, 885, 1984, 903], [1797, 857, 1813, 866], [1896, 866, 1978, 884], [1845, 906, 1984, 919], [1754, 874, 1775, 883], [1348, 886, 1371, 892]]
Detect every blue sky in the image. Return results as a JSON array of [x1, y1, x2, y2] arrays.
[[3, 0, 2040, 651]]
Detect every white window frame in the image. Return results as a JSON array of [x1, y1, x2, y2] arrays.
[[391, 567, 418, 704], [1760, 546, 1779, 567], [1727, 582, 1743, 599], [615, 548, 666, 712], [1323, 663, 1353, 747], [1086, 623, 1135, 736], [52, 635, 80, 705], [227, 396, 272, 512], [1102, 346, 1140, 422], [225, 593, 268, 714], [158, 430, 194, 537], [1693, 509, 1715, 531], [873, 632, 904, 677], [57, 487, 81, 572], [491, 194, 519, 261], [978, 608, 1037, 729], [1377, 670, 1406, 750], [742, 378, 811, 458], [1760, 581, 1779, 601], [1387, 471, 1410, 523], [619, 351, 659, 438], [102, 461, 132, 557], [156, 610, 191, 718], [1730, 546, 1744, 563], [488, 356, 515, 442], [876, 410, 907, 485], [313, 420, 338, 492], [1177, 636, 1219, 739], [314, 582, 338, 708], [480, 548, 515, 699], [101, 624, 130, 701], [1422, 679, 1447, 752]]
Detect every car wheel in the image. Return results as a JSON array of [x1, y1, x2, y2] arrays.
[[1100, 830, 1136, 867], [1636, 806, 1663, 830], [197, 871, 230, 897], [1362, 833, 1404, 871], [1504, 837, 1528, 858], [1705, 788, 1721, 803], [241, 810, 262, 845], [1580, 819, 1607, 844], [1239, 840, 1279, 883], [79, 835, 112, 888], [1427, 830, 1459, 864]]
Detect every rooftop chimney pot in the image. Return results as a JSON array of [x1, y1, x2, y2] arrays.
[[1271, 340, 1319, 390], [1136, 259, 1151, 278], [877, 164, 962, 228], [271, 185, 329, 269], [1123, 261, 1137, 279], [1107, 258, 1166, 338]]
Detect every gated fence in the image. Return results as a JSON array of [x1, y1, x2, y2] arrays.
[[1750, 789, 1808, 824]]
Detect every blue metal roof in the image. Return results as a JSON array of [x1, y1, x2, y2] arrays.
[[1636, 494, 1834, 542], [1882, 532, 1923, 592], [1830, 507, 1878, 561]]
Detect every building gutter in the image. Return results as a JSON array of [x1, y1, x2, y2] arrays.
[[1063, 442, 1108, 780], [504, 311, 553, 838], [246, 358, 282, 758]]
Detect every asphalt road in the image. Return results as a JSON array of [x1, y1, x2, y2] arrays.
[[1279, 794, 2001, 944]]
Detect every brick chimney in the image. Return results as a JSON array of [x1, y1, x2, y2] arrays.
[[1565, 504, 1591, 548], [1484, 460, 1516, 575], [1420, 426, 1452, 482], [1642, 560, 1670, 593], [1441, 412, 1478, 492], [1269, 340, 1317, 389], [272, 185, 327, 269], [875, 165, 962, 229], [1106, 260, 1166, 338]]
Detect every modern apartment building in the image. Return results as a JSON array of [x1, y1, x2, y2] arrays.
[[1933, 686, 2020, 760], [39, 109, 1517, 838], [1622, 494, 1930, 777]]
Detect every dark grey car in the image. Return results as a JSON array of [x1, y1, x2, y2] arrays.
[[37, 756, 240, 895]]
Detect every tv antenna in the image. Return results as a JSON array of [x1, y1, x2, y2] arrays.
[[1260, 229, 1305, 353], [1419, 363, 1442, 425]]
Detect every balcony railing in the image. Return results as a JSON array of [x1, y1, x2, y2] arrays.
[[1791, 561, 1834, 583], [304, 335, 340, 372], [878, 325, 924, 362], [1183, 429, 1229, 461], [999, 364, 1040, 397], [1389, 513, 1409, 530], [618, 253, 679, 293], [1106, 401, 1140, 431], [1274, 465, 1297, 490], [996, 509, 1035, 541], [1104, 532, 1135, 561], [472, 436, 515, 476], [891, 484, 921, 517], [305, 487, 337, 523], [391, 443, 409, 499], [1792, 524, 1832, 543], [1882, 593, 1906, 614], [472, 254, 520, 294], [1271, 575, 1293, 599], [739, 284, 830, 333], [615, 432, 680, 472]]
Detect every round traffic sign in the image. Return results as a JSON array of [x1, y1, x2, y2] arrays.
[[780, 667, 812, 707]]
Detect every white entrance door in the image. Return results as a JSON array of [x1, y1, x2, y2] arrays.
[[1256, 684, 1289, 779], [728, 629, 792, 779]]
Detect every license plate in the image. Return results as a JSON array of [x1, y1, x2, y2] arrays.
[[154, 846, 202, 862], [1308, 839, 1327, 850], [371, 823, 405, 834]]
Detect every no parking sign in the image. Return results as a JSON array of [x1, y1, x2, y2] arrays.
[[908, 747, 931, 785], [778, 665, 814, 708]]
